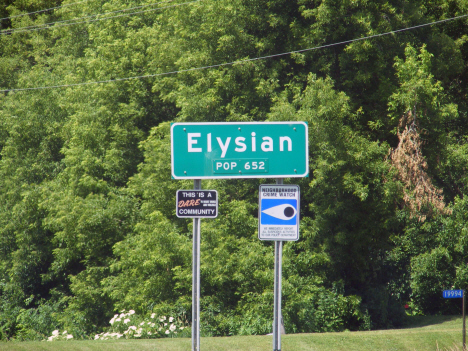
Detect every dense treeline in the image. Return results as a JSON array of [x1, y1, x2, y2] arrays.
[[1, 0, 468, 340]]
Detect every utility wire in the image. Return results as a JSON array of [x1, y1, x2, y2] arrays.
[[0, 0, 89, 22], [1, 0, 175, 33], [0, 0, 180, 34], [2, 12, 468, 93], [1, 0, 173, 33]]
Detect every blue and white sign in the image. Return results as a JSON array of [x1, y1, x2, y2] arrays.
[[443, 290, 464, 298], [258, 185, 300, 241]]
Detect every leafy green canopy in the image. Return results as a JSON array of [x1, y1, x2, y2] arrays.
[[0, 0, 467, 339]]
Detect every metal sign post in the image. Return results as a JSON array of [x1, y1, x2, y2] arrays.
[[175, 186, 218, 351], [192, 179, 201, 351], [273, 238, 283, 351], [443, 289, 466, 350], [273, 178, 283, 351], [258, 179, 300, 351], [462, 290, 466, 351]]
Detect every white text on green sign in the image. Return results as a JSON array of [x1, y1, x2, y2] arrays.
[[171, 122, 308, 179]]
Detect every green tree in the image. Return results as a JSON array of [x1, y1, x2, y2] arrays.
[[2, 0, 468, 338]]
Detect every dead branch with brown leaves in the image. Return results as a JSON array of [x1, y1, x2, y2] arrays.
[[389, 109, 450, 221]]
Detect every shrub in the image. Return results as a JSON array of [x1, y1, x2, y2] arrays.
[[284, 287, 363, 333], [14, 299, 62, 341]]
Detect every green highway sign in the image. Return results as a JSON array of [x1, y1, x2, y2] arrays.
[[171, 122, 308, 179]]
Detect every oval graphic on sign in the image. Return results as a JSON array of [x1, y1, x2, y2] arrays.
[[262, 204, 297, 220]]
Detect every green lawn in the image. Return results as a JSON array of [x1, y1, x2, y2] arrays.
[[1, 316, 464, 351]]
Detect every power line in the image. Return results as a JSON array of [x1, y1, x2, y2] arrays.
[[2, 12, 468, 93], [1, 0, 184, 35], [0, 0, 89, 22], [1, 1, 195, 35], [0, 0, 174, 33]]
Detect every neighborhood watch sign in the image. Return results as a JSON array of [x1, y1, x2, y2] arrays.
[[171, 122, 309, 179]]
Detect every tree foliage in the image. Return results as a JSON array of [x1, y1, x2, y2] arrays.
[[0, 0, 467, 339]]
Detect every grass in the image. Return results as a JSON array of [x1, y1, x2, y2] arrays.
[[0, 315, 465, 351]]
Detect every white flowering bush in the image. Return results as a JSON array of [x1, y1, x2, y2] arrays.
[[45, 329, 74, 341], [94, 309, 189, 340]]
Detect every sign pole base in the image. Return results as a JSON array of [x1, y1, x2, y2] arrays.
[[273, 240, 283, 351], [463, 289, 466, 351], [273, 178, 283, 351], [192, 179, 201, 351]]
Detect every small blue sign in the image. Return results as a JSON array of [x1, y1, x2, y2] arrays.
[[258, 184, 300, 241], [443, 290, 464, 298], [260, 199, 297, 225]]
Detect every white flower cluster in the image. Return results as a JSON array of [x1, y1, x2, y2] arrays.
[[94, 332, 124, 340], [109, 309, 136, 326], [94, 309, 188, 340], [46, 329, 74, 341]]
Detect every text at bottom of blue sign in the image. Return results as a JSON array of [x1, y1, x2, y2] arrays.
[[443, 290, 464, 298]]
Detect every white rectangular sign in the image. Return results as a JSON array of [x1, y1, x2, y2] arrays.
[[258, 184, 300, 241]]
